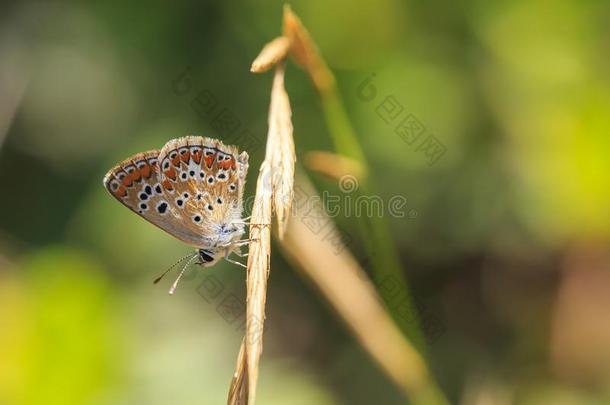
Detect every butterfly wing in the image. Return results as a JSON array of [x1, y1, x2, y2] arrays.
[[103, 137, 249, 249], [156, 136, 249, 247], [103, 149, 207, 246]]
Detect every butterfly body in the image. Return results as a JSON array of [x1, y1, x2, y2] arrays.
[[103, 136, 249, 268]]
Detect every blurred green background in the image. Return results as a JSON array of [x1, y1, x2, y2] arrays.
[[1, 1, 609, 404]]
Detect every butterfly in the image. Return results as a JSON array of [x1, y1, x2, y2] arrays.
[[103, 136, 250, 293]]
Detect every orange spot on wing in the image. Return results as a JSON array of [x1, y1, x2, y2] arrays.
[[219, 159, 232, 170], [180, 150, 190, 163], [165, 167, 177, 180], [122, 176, 133, 187], [204, 153, 216, 168], [115, 186, 127, 198], [162, 179, 174, 191], [192, 150, 202, 164], [129, 169, 141, 182], [171, 154, 181, 166], [139, 164, 151, 178]]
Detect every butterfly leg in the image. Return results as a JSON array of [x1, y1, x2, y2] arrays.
[[231, 216, 252, 225], [232, 250, 249, 258], [231, 217, 271, 227], [223, 256, 247, 269], [223, 238, 257, 247]]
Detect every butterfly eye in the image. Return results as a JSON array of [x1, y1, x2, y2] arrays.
[[192, 215, 202, 223], [180, 172, 188, 180], [183, 192, 190, 199], [217, 172, 227, 180], [117, 172, 126, 180], [139, 192, 148, 201], [207, 176, 214, 184], [170, 151, 178, 159], [179, 148, 188, 155], [204, 149, 214, 156], [190, 147, 201, 154], [154, 184, 162, 194], [163, 160, 170, 170], [224, 155, 231, 161], [136, 161, 146, 169], [176, 198, 184, 207], [110, 181, 119, 191], [216, 197, 223, 204], [139, 202, 148, 211], [229, 183, 237, 192], [206, 204, 213, 211], [199, 249, 214, 263]]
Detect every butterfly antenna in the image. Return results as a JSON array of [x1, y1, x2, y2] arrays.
[[168, 254, 199, 295], [153, 253, 197, 284]]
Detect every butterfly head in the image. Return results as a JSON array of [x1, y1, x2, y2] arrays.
[[197, 232, 243, 267], [197, 248, 220, 267]]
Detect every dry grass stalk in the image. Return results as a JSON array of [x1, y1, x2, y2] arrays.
[[231, 5, 445, 404], [250, 36, 291, 73], [227, 59, 296, 405], [283, 6, 433, 355], [227, 337, 248, 404], [244, 161, 272, 404], [304, 151, 365, 181], [264, 64, 295, 239], [280, 172, 438, 401], [227, 157, 273, 405], [282, 5, 335, 94]]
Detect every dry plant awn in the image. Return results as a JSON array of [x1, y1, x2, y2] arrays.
[[232, 5, 448, 405], [228, 32, 295, 405]]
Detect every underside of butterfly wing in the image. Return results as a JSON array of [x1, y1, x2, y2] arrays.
[[156, 136, 249, 248], [102, 150, 206, 246]]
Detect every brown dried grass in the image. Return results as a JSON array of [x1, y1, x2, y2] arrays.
[[304, 151, 365, 181], [250, 36, 291, 73], [280, 172, 433, 398], [227, 47, 295, 405], [228, 6, 446, 405]]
